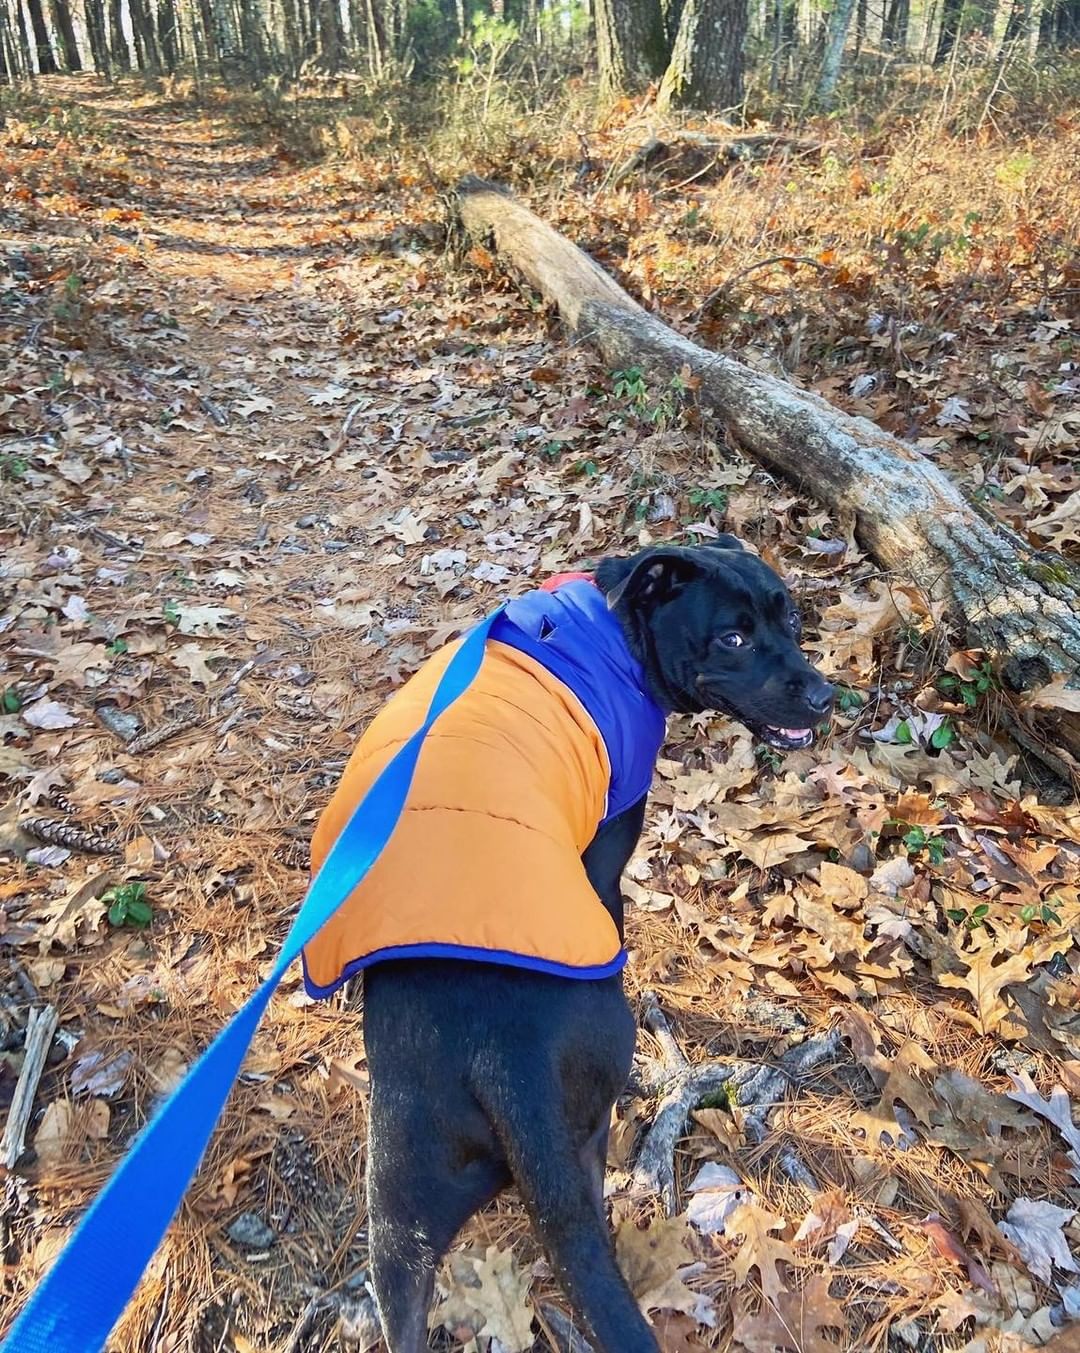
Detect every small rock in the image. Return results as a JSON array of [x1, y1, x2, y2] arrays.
[[296, 514, 319, 528], [227, 1212, 276, 1250], [457, 512, 480, 529]]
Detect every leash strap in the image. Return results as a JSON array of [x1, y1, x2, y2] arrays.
[[1, 609, 503, 1353]]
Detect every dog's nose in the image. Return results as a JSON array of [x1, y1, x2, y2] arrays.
[[805, 680, 835, 716]]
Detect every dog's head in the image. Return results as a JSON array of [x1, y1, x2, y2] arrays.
[[596, 538, 833, 749]]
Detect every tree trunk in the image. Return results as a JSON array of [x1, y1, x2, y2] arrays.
[[815, 0, 856, 107], [48, 0, 81, 65], [1, 0, 27, 76], [157, 0, 180, 69], [934, 0, 963, 62], [83, 0, 109, 69], [882, 0, 908, 46], [657, 0, 748, 110], [13, 0, 35, 72], [998, 0, 1030, 52], [455, 177, 1080, 783], [107, 0, 129, 66], [854, 0, 866, 54], [316, 0, 343, 67], [25, 0, 58, 70], [594, 0, 668, 96], [128, 0, 161, 68]]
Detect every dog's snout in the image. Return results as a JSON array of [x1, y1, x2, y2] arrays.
[[805, 679, 835, 716]]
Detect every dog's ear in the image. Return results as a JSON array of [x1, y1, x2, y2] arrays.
[[697, 533, 747, 553], [596, 548, 705, 611]]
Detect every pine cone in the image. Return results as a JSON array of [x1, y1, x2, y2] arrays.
[[19, 817, 120, 856], [128, 715, 198, 755]]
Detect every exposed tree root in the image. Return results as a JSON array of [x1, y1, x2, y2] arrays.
[[632, 994, 840, 1214]]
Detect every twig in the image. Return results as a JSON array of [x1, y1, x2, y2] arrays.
[[148, 1276, 171, 1353], [631, 1029, 843, 1214], [1, 1005, 59, 1168], [641, 990, 688, 1074], [538, 1301, 595, 1353], [696, 255, 832, 318], [632, 1063, 741, 1212]]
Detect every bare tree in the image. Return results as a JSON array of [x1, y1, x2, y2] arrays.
[[48, 0, 81, 66], [657, 0, 748, 110], [25, 0, 59, 70], [816, 0, 856, 106], [594, 0, 668, 96], [934, 0, 964, 63]]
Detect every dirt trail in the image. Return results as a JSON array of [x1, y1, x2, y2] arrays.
[[5, 80, 1080, 1353], [3, 84, 558, 1350]]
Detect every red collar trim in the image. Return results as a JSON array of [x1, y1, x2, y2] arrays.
[[539, 571, 595, 592]]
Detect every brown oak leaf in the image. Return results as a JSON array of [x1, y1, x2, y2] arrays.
[[732, 1274, 847, 1351], [727, 1203, 795, 1304]]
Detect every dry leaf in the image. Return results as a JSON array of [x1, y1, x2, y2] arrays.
[[726, 1202, 795, 1304], [732, 1273, 847, 1352], [939, 939, 1034, 1034], [998, 1198, 1079, 1284], [435, 1246, 534, 1352], [33, 1100, 75, 1165]]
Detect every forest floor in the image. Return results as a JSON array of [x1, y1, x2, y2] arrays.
[[1, 74, 1079, 1353]]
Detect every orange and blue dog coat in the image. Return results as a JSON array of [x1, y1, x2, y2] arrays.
[[301, 577, 667, 997]]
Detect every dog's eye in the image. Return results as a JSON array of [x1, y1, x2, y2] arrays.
[[718, 632, 745, 649]]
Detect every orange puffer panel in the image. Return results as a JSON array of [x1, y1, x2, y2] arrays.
[[301, 638, 622, 997]]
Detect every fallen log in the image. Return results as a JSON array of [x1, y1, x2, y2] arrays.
[[455, 176, 1080, 784], [612, 130, 822, 184]]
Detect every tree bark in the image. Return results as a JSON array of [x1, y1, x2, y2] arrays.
[[882, 0, 908, 46], [815, 0, 856, 107], [25, 0, 58, 71], [106, 0, 129, 66], [657, 0, 748, 109], [455, 177, 1080, 780], [83, 0, 110, 71], [934, 0, 963, 62], [49, 0, 81, 66], [594, 0, 668, 96]]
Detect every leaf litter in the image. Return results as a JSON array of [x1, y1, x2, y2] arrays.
[[1, 80, 1079, 1353]]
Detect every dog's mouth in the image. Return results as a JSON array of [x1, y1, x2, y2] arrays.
[[760, 724, 815, 750]]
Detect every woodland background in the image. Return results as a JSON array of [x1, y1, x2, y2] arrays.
[[2, 0, 1080, 1349]]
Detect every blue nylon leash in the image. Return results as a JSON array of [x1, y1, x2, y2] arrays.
[[1, 609, 503, 1353]]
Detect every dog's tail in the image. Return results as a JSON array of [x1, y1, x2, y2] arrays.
[[474, 1081, 658, 1353]]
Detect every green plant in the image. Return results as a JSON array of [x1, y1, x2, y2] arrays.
[[106, 637, 128, 656], [836, 687, 863, 714], [900, 823, 947, 866], [755, 742, 784, 772], [2, 688, 21, 713], [938, 660, 995, 709], [0, 453, 29, 481], [163, 599, 181, 626], [104, 881, 153, 928], [1020, 900, 1062, 927], [947, 901, 989, 929], [572, 459, 599, 477], [610, 367, 686, 427], [688, 487, 729, 515]]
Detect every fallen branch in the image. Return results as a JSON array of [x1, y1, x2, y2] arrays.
[[456, 177, 1080, 783], [613, 131, 821, 184], [1, 1004, 59, 1168], [631, 1008, 841, 1215]]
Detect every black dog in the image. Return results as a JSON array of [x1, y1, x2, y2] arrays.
[[351, 538, 832, 1351]]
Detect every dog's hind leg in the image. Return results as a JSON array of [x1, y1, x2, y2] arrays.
[[478, 1088, 659, 1353], [366, 1097, 508, 1353]]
